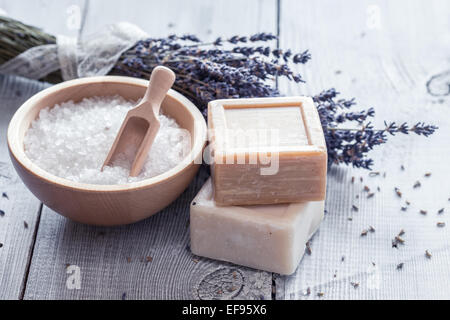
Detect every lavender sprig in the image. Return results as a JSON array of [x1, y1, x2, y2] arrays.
[[314, 89, 438, 168]]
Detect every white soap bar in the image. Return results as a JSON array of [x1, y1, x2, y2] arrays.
[[190, 178, 324, 275]]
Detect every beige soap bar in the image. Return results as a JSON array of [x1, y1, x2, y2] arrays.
[[190, 178, 324, 275], [208, 96, 327, 206]]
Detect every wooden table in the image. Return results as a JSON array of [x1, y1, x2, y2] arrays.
[[0, 0, 449, 299]]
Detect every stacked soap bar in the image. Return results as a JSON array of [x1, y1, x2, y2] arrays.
[[190, 179, 324, 275], [208, 96, 327, 206], [190, 96, 327, 275]]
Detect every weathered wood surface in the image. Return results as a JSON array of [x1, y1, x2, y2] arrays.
[[82, 0, 277, 41], [1, 0, 449, 300], [275, 0, 450, 299], [21, 0, 276, 299], [0, 76, 50, 299], [0, 0, 86, 37], [23, 167, 272, 299], [0, 0, 86, 299]]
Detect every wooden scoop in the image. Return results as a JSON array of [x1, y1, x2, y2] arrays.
[[102, 66, 176, 177]]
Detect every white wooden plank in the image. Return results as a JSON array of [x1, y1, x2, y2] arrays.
[[82, 0, 276, 41], [0, 0, 87, 37], [23, 0, 277, 299], [276, 0, 450, 299], [0, 75, 50, 299], [23, 167, 272, 299]]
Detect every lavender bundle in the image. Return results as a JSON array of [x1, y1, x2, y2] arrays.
[[112, 33, 307, 109], [0, 16, 437, 169]]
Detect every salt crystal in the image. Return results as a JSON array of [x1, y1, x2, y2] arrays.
[[24, 95, 190, 185]]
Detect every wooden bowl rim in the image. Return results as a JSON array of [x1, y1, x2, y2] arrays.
[[7, 76, 207, 192]]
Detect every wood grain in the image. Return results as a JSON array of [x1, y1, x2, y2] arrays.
[[5, 0, 448, 300], [275, 0, 450, 299], [0, 0, 89, 298], [22, 0, 277, 299], [0, 75, 50, 299], [23, 167, 272, 299]]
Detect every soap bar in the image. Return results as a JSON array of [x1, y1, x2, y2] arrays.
[[208, 96, 327, 206], [190, 178, 324, 275]]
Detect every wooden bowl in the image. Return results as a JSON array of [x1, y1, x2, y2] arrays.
[[7, 76, 207, 226]]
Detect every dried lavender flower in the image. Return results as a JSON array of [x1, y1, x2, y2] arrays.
[[305, 241, 312, 255], [303, 287, 311, 296], [313, 91, 437, 169], [392, 230, 405, 248], [111, 33, 437, 170], [395, 236, 405, 244], [0, 16, 438, 169]]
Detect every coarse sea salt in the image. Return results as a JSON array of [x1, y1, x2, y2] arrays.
[[24, 95, 190, 185]]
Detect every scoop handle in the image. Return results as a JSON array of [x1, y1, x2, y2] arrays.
[[143, 66, 176, 115]]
